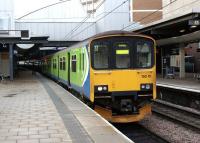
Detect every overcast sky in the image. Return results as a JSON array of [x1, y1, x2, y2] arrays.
[[14, 0, 62, 18]]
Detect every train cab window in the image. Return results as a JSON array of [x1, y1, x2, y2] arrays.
[[72, 55, 77, 72], [136, 42, 152, 68], [92, 42, 109, 69], [114, 43, 130, 69]]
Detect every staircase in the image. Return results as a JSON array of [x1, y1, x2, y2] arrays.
[[80, 0, 104, 14]]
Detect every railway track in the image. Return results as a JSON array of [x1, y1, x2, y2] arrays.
[[152, 99, 200, 131], [114, 123, 169, 143]]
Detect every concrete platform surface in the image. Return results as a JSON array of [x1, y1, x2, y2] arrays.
[[157, 77, 200, 93], [0, 71, 133, 143]]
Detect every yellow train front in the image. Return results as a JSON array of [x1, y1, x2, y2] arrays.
[[89, 31, 156, 123]]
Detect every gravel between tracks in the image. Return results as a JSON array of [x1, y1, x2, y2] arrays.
[[139, 114, 200, 143]]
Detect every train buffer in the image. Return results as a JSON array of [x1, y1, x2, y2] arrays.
[[0, 71, 133, 143]]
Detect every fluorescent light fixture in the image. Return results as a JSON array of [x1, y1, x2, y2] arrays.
[[180, 29, 185, 33], [191, 25, 197, 29], [16, 44, 34, 49]]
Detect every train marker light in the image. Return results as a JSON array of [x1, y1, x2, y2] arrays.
[[146, 84, 150, 90]]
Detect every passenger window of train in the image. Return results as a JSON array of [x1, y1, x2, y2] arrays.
[[115, 43, 130, 69], [63, 57, 66, 70], [93, 43, 109, 69], [60, 58, 63, 70], [54, 59, 57, 69], [48, 60, 51, 69], [72, 55, 77, 72], [53, 59, 54, 69], [136, 42, 152, 68]]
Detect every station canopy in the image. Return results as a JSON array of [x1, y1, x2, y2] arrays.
[[0, 35, 79, 60], [133, 12, 200, 46]]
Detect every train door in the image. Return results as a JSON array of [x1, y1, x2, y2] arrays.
[[68, 52, 71, 86]]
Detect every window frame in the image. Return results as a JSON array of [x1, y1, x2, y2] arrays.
[[113, 41, 132, 69], [133, 39, 154, 69], [71, 55, 77, 72], [60, 58, 63, 70], [90, 40, 111, 70], [63, 57, 66, 70]]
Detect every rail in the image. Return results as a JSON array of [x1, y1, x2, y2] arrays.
[[152, 99, 200, 132], [114, 123, 169, 143]]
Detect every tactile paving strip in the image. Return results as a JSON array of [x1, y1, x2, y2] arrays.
[[40, 78, 94, 143]]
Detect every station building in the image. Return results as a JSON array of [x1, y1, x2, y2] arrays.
[[130, 0, 200, 79]]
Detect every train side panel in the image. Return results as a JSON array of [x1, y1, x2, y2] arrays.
[[57, 51, 68, 84], [69, 46, 91, 100]]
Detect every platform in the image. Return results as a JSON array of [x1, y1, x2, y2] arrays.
[[157, 77, 200, 93], [0, 71, 133, 143]]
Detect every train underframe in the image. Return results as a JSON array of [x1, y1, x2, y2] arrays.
[[94, 91, 153, 123]]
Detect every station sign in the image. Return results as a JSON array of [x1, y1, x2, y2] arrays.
[[188, 19, 200, 26]]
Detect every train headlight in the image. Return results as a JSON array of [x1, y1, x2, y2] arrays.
[[95, 85, 108, 93], [140, 84, 153, 91], [141, 85, 146, 89], [98, 87, 103, 91]]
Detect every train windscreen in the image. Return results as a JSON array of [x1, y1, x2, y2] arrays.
[[91, 36, 154, 70], [93, 41, 109, 69], [136, 41, 152, 68]]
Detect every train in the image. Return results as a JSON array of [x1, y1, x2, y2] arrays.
[[41, 31, 156, 123]]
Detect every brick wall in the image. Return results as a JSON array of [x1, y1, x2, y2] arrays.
[[131, 0, 162, 24]]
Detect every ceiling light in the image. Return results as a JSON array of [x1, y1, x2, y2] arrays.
[[180, 29, 185, 33], [191, 25, 197, 29], [16, 44, 35, 49]]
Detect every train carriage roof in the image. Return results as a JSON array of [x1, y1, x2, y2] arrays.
[[41, 31, 155, 59], [91, 30, 138, 39]]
